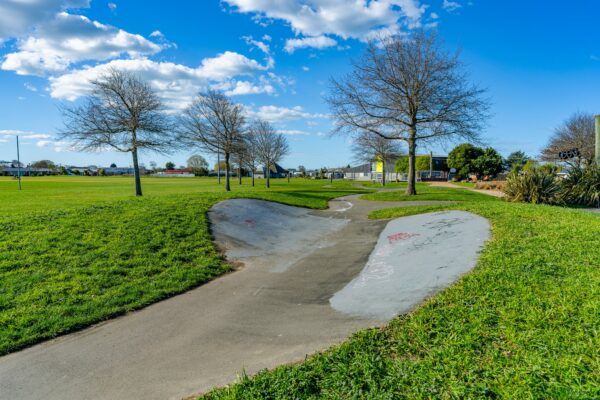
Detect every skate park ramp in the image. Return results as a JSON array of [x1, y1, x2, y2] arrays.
[[330, 210, 490, 319], [209, 199, 349, 272]]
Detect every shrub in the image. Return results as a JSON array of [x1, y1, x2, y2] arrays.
[[504, 167, 561, 204], [559, 165, 600, 207], [475, 181, 506, 191]]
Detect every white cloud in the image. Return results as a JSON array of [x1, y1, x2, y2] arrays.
[[1, 12, 162, 76], [246, 105, 328, 123], [224, 0, 427, 40], [108, 2, 117, 12], [284, 35, 337, 53], [0, 0, 90, 42], [24, 82, 38, 92], [215, 80, 275, 96], [278, 129, 310, 135], [302, 66, 310, 71], [49, 51, 278, 109], [36, 139, 74, 152], [443, 0, 462, 12], [0, 130, 53, 150], [150, 30, 164, 38], [242, 36, 275, 68], [198, 50, 270, 80], [0, 130, 50, 139]]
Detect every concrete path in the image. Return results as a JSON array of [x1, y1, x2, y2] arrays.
[[0, 195, 488, 400]]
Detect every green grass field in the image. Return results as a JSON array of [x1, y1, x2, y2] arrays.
[[2, 176, 598, 399], [360, 181, 495, 202], [0, 176, 366, 354], [205, 186, 600, 399]]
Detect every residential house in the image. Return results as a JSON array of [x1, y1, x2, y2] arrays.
[[254, 163, 289, 179], [343, 155, 449, 183], [153, 168, 195, 177]]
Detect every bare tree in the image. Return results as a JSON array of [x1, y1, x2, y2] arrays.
[[327, 31, 489, 195], [541, 112, 596, 168], [60, 68, 172, 196], [178, 90, 246, 191], [351, 131, 402, 186], [241, 137, 260, 187], [232, 144, 249, 185], [248, 120, 289, 188]]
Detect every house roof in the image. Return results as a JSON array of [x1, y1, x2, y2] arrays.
[[265, 163, 288, 174]]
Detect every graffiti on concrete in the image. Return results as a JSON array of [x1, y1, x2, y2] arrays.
[[387, 232, 419, 244]]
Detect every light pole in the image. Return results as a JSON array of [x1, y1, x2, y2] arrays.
[[16, 135, 22, 190], [595, 115, 600, 166]]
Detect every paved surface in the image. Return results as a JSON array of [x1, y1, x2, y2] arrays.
[[331, 211, 490, 319], [0, 195, 488, 400], [209, 199, 348, 272]]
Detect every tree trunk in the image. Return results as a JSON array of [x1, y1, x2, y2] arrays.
[[252, 170, 255, 187], [131, 143, 142, 197], [225, 152, 231, 192], [266, 162, 271, 188], [287, 172, 290, 183], [382, 159, 386, 187], [406, 133, 417, 195], [238, 165, 242, 185]]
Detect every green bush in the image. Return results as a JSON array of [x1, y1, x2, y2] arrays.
[[560, 165, 600, 207], [504, 167, 561, 204]]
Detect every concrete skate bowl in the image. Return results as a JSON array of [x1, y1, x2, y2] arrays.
[[208, 199, 349, 273], [209, 199, 491, 321], [330, 210, 491, 320]]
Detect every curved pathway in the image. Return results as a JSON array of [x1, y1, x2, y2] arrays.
[[0, 194, 488, 400]]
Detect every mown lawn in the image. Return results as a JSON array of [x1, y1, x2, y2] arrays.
[[204, 188, 599, 399], [0, 176, 365, 215], [361, 182, 496, 202], [0, 176, 365, 355]]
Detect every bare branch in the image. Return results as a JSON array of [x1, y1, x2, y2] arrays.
[[326, 31, 490, 194]]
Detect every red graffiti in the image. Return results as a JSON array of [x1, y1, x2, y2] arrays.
[[387, 232, 419, 243]]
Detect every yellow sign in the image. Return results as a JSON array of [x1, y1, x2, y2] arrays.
[[375, 161, 383, 173]]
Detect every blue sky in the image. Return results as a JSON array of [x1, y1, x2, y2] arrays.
[[0, 0, 599, 169]]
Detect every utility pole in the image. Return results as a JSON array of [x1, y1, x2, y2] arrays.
[[16, 135, 22, 190], [429, 150, 433, 178], [595, 115, 600, 166]]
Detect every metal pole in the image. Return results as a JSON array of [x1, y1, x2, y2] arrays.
[[429, 150, 433, 178], [595, 115, 600, 166], [16, 135, 22, 190]]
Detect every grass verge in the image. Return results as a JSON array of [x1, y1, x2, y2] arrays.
[[360, 182, 495, 202], [204, 193, 599, 399]]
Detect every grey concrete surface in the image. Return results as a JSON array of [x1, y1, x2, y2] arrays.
[[330, 211, 490, 319], [0, 195, 487, 400], [209, 199, 348, 272]]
